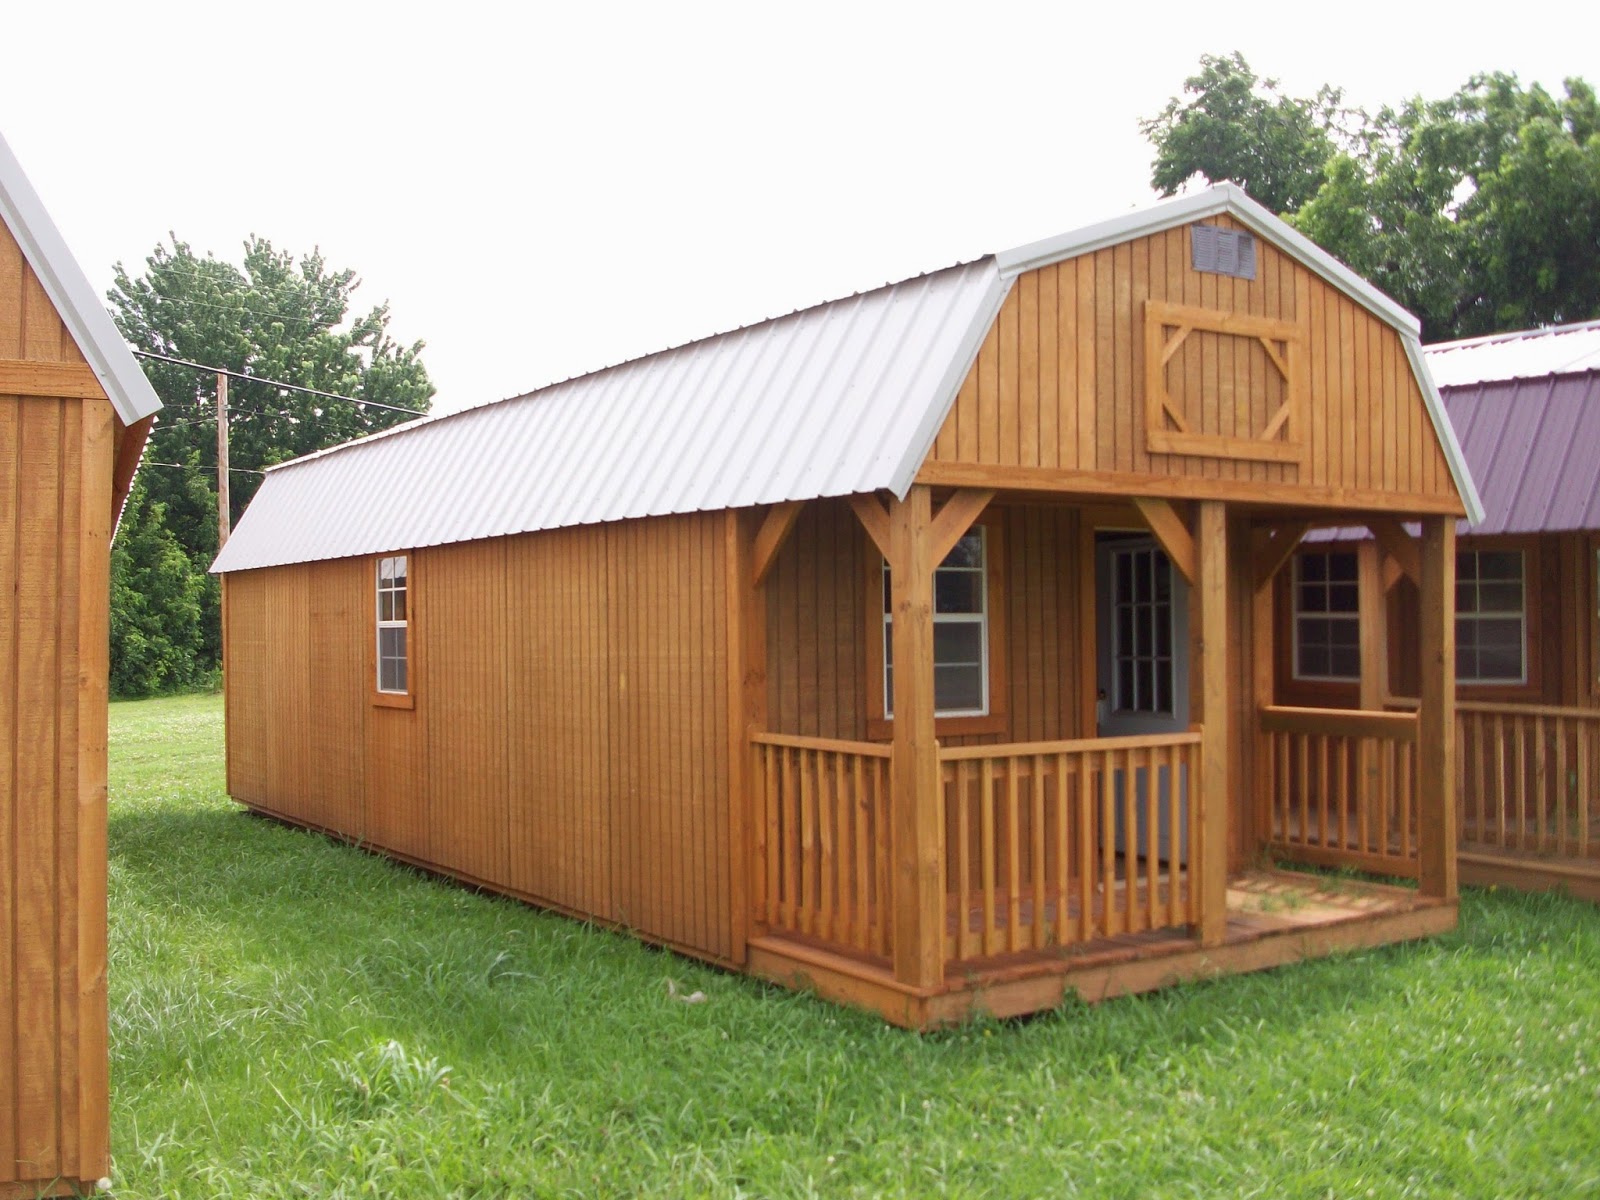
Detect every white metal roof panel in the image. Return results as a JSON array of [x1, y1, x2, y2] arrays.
[[0, 130, 161, 426], [1424, 319, 1600, 388], [212, 258, 1007, 573]]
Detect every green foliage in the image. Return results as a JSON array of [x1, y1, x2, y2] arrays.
[[109, 476, 210, 698], [1145, 60, 1600, 341], [1140, 52, 1349, 215], [107, 693, 1600, 1199], [1294, 73, 1600, 338], [109, 237, 435, 683]]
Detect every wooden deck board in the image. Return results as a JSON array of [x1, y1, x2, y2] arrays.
[[747, 868, 1449, 1028]]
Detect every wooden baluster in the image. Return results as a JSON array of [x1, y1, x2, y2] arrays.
[[1555, 718, 1569, 857], [1165, 743, 1181, 928], [980, 758, 997, 957], [1355, 736, 1371, 855], [1315, 735, 1329, 849], [1535, 716, 1548, 852], [1006, 757, 1022, 953], [1103, 748, 1119, 937], [1139, 745, 1154, 928], [1055, 752, 1070, 947], [1494, 715, 1507, 850], [1121, 745, 1139, 933], [1188, 741, 1203, 925], [876, 759, 893, 958], [800, 749, 817, 935], [1514, 719, 1528, 851], [1032, 754, 1047, 951], [1297, 735, 1311, 850], [1574, 723, 1587, 864], [955, 760, 972, 962], [1078, 752, 1095, 942]]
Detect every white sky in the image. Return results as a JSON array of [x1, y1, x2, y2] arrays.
[[3, 1, 1595, 415]]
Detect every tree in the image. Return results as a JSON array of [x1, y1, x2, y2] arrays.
[[1144, 61, 1600, 341], [109, 474, 207, 698], [1140, 52, 1350, 215], [109, 237, 435, 690]]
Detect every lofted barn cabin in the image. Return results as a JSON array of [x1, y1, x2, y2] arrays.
[[1280, 321, 1600, 902], [0, 132, 162, 1195], [213, 185, 1479, 1028]]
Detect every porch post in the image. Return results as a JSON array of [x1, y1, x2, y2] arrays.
[[888, 484, 943, 988], [1418, 516, 1458, 900], [724, 508, 769, 958], [1195, 500, 1230, 947], [1357, 539, 1388, 709]]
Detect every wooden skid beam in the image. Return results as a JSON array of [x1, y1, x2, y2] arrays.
[[1132, 498, 1194, 584], [751, 500, 805, 587]]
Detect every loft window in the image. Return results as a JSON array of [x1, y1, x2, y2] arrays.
[[1293, 551, 1360, 682], [376, 555, 409, 694], [1457, 549, 1525, 685], [883, 528, 988, 717]]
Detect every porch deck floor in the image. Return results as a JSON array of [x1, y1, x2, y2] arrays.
[[747, 868, 1451, 1027]]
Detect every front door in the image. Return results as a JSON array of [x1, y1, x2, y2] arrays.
[[1095, 535, 1190, 862]]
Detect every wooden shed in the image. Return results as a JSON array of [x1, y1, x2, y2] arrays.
[[1278, 320, 1600, 902], [0, 133, 162, 1195], [214, 185, 1479, 1028]]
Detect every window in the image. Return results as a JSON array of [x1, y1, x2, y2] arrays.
[[376, 555, 409, 694], [1293, 551, 1360, 681], [1457, 549, 1525, 684], [1108, 544, 1176, 715], [883, 528, 988, 718]]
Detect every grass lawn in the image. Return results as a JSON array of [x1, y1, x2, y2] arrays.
[[108, 693, 1600, 1199]]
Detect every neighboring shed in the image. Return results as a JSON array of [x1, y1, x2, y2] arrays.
[[0, 131, 162, 1196], [1280, 320, 1600, 900], [215, 184, 1477, 1028]]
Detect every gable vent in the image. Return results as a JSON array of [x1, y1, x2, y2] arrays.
[[1191, 224, 1256, 280]]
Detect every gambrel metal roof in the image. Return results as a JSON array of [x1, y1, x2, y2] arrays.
[[212, 185, 1479, 574], [0, 131, 161, 426]]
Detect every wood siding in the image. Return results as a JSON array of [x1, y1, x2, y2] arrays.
[[926, 216, 1460, 511], [765, 499, 1087, 748], [224, 512, 734, 962], [0, 204, 114, 1192]]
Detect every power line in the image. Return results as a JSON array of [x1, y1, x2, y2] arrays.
[[143, 461, 265, 477], [131, 349, 425, 417]]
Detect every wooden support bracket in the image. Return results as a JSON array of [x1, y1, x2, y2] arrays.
[[929, 489, 995, 565], [1251, 520, 1313, 592], [1368, 517, 1421, 588], [848, 493, 891, 560], [1132, 497, 1195, 584], [751, 500, 805, 587]]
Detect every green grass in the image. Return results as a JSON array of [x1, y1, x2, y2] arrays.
[[108, 694, 1600, 1199]]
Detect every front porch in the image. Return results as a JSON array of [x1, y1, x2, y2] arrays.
[[741, 714, 1451, 1027]]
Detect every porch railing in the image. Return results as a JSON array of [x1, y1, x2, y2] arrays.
[[939, 733, 1203, 964], [1259, 705, 1419, 876], [1458, 702, 1600, 861], [751, 732, 893, 957]]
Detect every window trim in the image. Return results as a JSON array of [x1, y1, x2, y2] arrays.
[[866, 518, 1007, 739], [1455, 544, 1529, 688], [372, 552, 415, 709], [1290, 549, 1361, 684]]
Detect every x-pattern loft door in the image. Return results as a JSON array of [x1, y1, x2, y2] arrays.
[[1097, 538, 1190, 739]]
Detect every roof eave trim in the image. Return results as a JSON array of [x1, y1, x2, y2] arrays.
[[885, 260, 1011, 500], [996, 182, 1422, 339], [1405, 333, 1485, 525], [0, 132, 162, 425]]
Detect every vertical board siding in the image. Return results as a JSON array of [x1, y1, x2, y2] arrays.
[[765, 498, 1083, 747], [0, 393, 107, 1189], [928, 217, 1458, 506], [224, 513, 734, 962]]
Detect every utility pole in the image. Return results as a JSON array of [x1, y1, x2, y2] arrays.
[[216, 372, 230, 547]]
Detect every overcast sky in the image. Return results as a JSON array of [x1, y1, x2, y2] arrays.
[[4, 1, 1595, 415]]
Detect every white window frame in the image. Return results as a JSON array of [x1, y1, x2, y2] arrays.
[[883, 527, 989, 719], [376, 555, 409, 695], [1456, 548, 1527, 686], [1291, 550, 1361, 683]]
